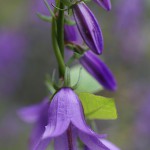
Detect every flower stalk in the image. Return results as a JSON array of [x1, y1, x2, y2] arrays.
[[57, 2, 65, 58], [51, 17, 65, 77]]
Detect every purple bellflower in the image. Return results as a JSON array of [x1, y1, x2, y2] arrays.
[[93, 0, 111, 11], [18, 98, 49, 150], [0, 31, 26, 97], [80, 51, 117, 91], [85, 139, 120, 150], [73, 2, 103, 55], [33, 88, 109, 150]]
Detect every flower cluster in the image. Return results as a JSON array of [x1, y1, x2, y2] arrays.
[[65, 1, 117, 91], [18, 0, 119, 149]]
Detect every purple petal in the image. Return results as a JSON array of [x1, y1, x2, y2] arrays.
[[18, 98, 49, 123], [84, 139, 120, 150], [64, 25, 78, 43], [54, 125, 77, 150], [73, 2, 103, 54], [18, 98, 49, 150], [42, 88, 75, 138], [29, 124, 47, 150], [78, 131, 110, 150], [93, 0, 111, 11], [42, 87, 94, 138], [80, 51, 117, 91], [101, 139, 120, 150], [33, 138, 51, 150]]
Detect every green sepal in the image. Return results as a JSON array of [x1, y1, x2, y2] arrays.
[[37, 13, 52, 22], [64, 17, 76, 25]]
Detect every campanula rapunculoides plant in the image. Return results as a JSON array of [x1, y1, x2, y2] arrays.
[[18, 0, 120, 149]]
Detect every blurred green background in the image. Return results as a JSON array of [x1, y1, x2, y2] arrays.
[[0, 0, 150, 150]]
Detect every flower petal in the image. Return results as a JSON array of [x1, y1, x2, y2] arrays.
[[64, 25, 78, 43], [33, 138, 51, 150], [73, 2, 103, 54], [17, 98, 49, 123], [80, 51, 117, 91], [54, 125, 78, 150], [29, 121, 48, 150], [93, 0, 111, 11], [101, 139, 120, 150], [78, 131, 110, 150], [42, 89, 75, 138]]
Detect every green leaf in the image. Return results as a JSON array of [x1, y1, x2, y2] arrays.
[[78, 93, 117, 120], [70, 65, 103, 93]]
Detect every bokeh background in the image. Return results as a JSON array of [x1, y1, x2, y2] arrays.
[[0, 0, 150, 150]]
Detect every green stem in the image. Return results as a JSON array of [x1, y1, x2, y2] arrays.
[[57, 2, 65, 58], [52, 18, 65, 77]]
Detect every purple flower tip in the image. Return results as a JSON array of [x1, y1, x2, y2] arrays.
[[80, 51, 117, 91], [73, 2, 103, 54], [34, 88, 109, 150], [93, 0, 112, 11], [64, 25, 78, 43], [85, 139, 120, 150]]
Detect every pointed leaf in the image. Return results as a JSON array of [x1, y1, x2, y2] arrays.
[[78, 93, 117, 120]]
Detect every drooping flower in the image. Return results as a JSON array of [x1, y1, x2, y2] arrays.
[[34, 88, 109, 150], [73, 2, 103, 54], [93, 0, 111, 11], [79, 51, 117, 91], [85, 139, 120, 150], [0, 31, 26, 97], [18, 98, 49, 150]]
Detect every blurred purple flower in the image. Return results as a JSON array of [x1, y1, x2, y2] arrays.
[[115, 0, 144, 63], [93, 0, 111, 11], [30, 0, 54, 22], [80, 51, 117, 91], [85, 139, 120, 150], [0, 31, 26, 97], [33, 88, 109, 150], [133, 93, 150, 149], [73, 2, 103, 54], [18, 98, 49, 150]]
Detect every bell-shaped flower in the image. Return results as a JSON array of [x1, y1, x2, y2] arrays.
[[79, 51, 117, 91], [18, 98, 49, 150], [93, 0, 111, 11], [73, 2, 103, 54], [34, 88, 109, 150], [84, 139, 120, 150]]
